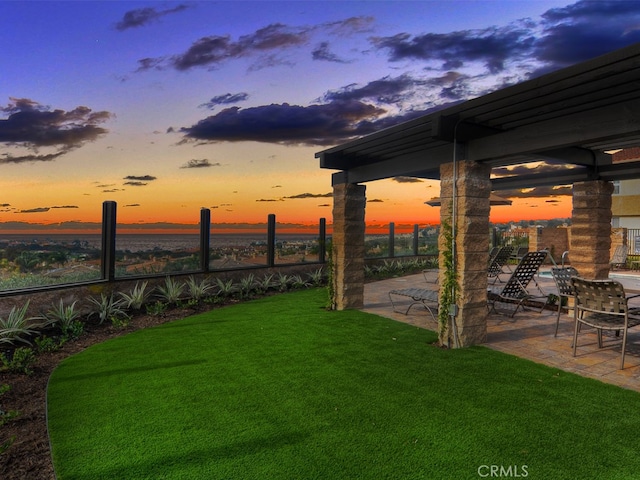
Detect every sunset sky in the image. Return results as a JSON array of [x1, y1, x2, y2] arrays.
[[2, 0, 640, 233]]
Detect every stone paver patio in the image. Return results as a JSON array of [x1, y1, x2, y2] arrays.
[[363, 270, 640, 392]]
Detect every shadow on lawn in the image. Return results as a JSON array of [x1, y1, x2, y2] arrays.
[[53, 358, 208, 382], [66, 430, 310, 480]]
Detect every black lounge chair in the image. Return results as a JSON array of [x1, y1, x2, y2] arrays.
[[487, 251, 548, 317], [488, 245, 514, 283], [551, 266, 579, 337]]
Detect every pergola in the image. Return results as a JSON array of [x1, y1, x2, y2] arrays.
[[316, 42, 640, 347]]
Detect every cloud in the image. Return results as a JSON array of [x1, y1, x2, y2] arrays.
[[322, 74, 422, 105], [370, 22, 536, 74], [180, 100, 389, 145], [498, 185, 572, 199], [312, 42, 350, 63], [367, 199, 384, 203], [256, 198, 283, 202], [115, 4, 190, 31], [180, 159, 222, 169], [392, 176, 423, 183], [199, 93, 250, 109], [534, 0, 640, 72], [283, 192, 332, 199], [123, 181, 148, 187], [137, 16, 374, 72], [124, 175, 157, 181], [17, 207, 50, 213], [50, 205, 79, 209], [124, 204, 141, 207], [0, 98, 112, 163]]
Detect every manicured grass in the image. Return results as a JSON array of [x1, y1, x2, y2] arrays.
[[49, 289, 640, 479]]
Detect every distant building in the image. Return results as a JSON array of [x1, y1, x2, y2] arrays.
[[612, 148, 640, 229], [612, 148, 640, 255]]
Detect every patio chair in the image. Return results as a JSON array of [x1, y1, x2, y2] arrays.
[[488, 245, 514, 283], [389, 287, 438, 320], [610, 245, 628, 270], [487, 251, 549, 317], [550, 266, 579, 337], [571, 277, 640, 369]]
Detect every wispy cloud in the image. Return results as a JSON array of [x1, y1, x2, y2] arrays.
[[199, 93, 249, 110], [115, 4, 190, 31], [180, 159, 222, 169]]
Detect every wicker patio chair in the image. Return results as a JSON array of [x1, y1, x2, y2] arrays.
[[571, 277, 640, 369], [487, 251, 548, 317], [488, 245, 514, 283], [551, 266, 579, 337]]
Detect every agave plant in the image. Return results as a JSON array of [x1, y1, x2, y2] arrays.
[[290, 274, 308, 290], [276, 273, 293, 292], [88, 293, 129, 325], [185, 276, 213, 302], [119, 281, 150, 310], [156, 276, 185, 305], [0, 301, 41, 346], [44, 299, 82, 337], [306, 268, 325, 287], [215, 278, 237, 298], [238, 274, 256, 299], [255, 274, 275, 295]]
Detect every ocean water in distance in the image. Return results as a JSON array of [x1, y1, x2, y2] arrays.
[[0, 233, 321, 252]]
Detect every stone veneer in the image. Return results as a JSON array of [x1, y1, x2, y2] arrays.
[[331, 183, 366, 309], [570, 180, 613, 279], [438, 160, 491, 347]]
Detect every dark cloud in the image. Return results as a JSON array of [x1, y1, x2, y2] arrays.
[[371, 22, 536, 74], [322, 74, 421, 105], [180, 100, 387, 146], [312, 42, 349, 63], [123, 181, 148, 187], [491, 162, 582, 178], [392, 176, 423, 183], [284, 192, 332, 199], [124, 175, 157, 181], [0, 98, 111, 163], [51, 205, 79, 209], [498, 185, 572, 199], [367, 199, 384, 203], [199, 93, 249, 109], [17, 207, 50, 213], [124, 204, 141, 207], [115, 5, 189, 31], [535, 0, 640, 71], [180, 159, 221, 169], [256, 198, 283, 202]]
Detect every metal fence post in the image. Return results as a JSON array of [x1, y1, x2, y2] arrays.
[[413, 224, 419, 256], [389, 222, 395, 258], [267, 214, 276, 267], [200, 208, 211, 272], [319, 217, 326, 263], [101, 201, 117, 281]]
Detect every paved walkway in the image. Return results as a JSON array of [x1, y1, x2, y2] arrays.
[[363, 270, 640, 392]]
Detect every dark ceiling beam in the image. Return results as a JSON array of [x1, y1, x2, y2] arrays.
[[466, 98, 640, 163], [334, 144, 454, 184], [533, 148, 611, 167]]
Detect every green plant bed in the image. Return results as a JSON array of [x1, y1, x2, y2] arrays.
[[48, 289, 640, 479]]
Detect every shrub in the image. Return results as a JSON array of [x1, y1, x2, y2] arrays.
[[238, 274, 256, 299], [0, 347, 36, 375], [215, 278, 236, 298]]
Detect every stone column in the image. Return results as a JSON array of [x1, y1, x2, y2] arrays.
[[332, 183, 366, 310], [438, 160, 491, 347], [570, 181, 613, 279]]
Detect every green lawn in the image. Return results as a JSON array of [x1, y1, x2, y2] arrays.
[[48, 289, 640, 480]]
